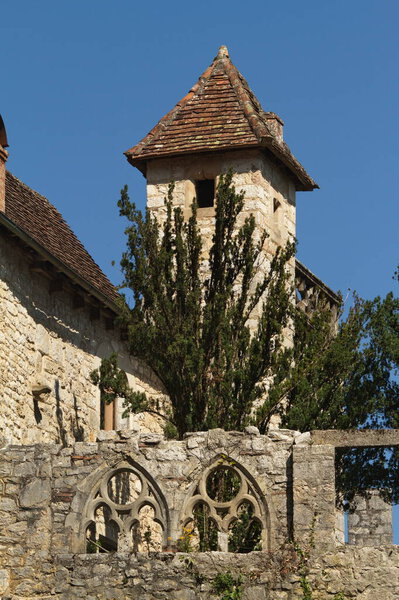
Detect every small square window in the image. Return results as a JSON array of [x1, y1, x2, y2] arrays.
[[195, 179, 215, 208]]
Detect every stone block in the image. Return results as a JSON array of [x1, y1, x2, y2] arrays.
[[244, 426, 260, 436], [35, 324, 50, 355], [0, 497, 18, 512], [96, 430, 119, 442], [0, 569, 10, 594], [294, 431, 311, 446], [19, 478, 51, 507], [14, 461, 37, 476], [138, 432, 163, 445], [73, 442, 98, 455]]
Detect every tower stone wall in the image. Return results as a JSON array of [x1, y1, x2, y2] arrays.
[[146, 148, 296, 253], [146, 148, 296, 336]]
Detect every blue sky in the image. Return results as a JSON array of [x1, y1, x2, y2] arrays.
[[1, 0, 398, 538]]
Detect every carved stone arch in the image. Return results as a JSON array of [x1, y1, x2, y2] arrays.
[[180, 454, 271, 552], [80, 459, 170, 553]]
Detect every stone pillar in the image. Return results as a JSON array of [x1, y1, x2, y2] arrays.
[[292, 444, 336, 550], [348, 490, 392, 546]]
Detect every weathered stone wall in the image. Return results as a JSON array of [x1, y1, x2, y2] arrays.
[[0, 429, 295, 557], [348, 490, 393, 546], [2, 547, 399, 599], [0, 429, 398, 599], [0, 145, 7, 213], [25, 547, 399, 600], [0, 234, 166, 445]]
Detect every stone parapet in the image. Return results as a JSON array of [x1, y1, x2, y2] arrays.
[[0, 430, 397, 599]]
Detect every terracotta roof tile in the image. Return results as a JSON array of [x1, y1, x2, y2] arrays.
[[4, 171, 118, 307], [126, 46, 318, 191]]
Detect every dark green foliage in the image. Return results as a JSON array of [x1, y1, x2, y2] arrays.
[[113, 172, 295, 438], [206, 467, 241, 502], [228, 502, 262, 553], [192, 503, 218, 552], [91, 352, 150, 417], [91, 173, 399, 504], [279, 289, 399, 504], [212, 572, 243, 600], [281, 293, 399, 433]]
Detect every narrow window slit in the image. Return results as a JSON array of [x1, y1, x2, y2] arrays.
[[196, 179, 215, 208]]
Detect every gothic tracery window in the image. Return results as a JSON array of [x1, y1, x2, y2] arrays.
[[181, 458, 267, 552], [83, 462, 168, 553]]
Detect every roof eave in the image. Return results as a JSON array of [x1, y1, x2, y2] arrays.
[[125, 143, 265, 176], [0, 211, 120, 315], [260, 138, 318, 191], [125, 141, 318, 192]]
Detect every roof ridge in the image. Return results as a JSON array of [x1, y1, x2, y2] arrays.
[[219, 55, 273, 144]]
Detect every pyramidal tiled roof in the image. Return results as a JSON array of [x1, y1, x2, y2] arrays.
[[126, 46, 318, 191]]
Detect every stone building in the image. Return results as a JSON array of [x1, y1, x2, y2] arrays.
[[0, 46, 339, 448], [125, 45, 339, 324], [0, 48, 397, 599]]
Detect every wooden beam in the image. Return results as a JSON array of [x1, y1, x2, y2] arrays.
[[29, 260, 52, 278]]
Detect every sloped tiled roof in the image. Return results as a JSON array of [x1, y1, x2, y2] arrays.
[[3, 171, 119, 308], [126, 46, 318, 191]]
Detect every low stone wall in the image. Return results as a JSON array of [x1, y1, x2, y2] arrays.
[[1, 429, 398, 599], [348, 491, 393, 546], [1, 547, 399, 600]]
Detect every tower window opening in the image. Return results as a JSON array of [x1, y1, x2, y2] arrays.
[[33, 396, 43, 425], [273, 198, 281, 213], [195, 179, 215, 208]]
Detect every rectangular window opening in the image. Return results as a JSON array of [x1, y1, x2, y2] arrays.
[[195, 179, 215, 208], [335, 445, 397, 546]]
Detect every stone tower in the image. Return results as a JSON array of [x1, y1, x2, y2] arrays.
[[125, 46, 317, 264]]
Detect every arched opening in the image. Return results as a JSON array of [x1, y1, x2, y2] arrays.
[[82, 460, 169, 553], [181, 456, 269, 552]]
